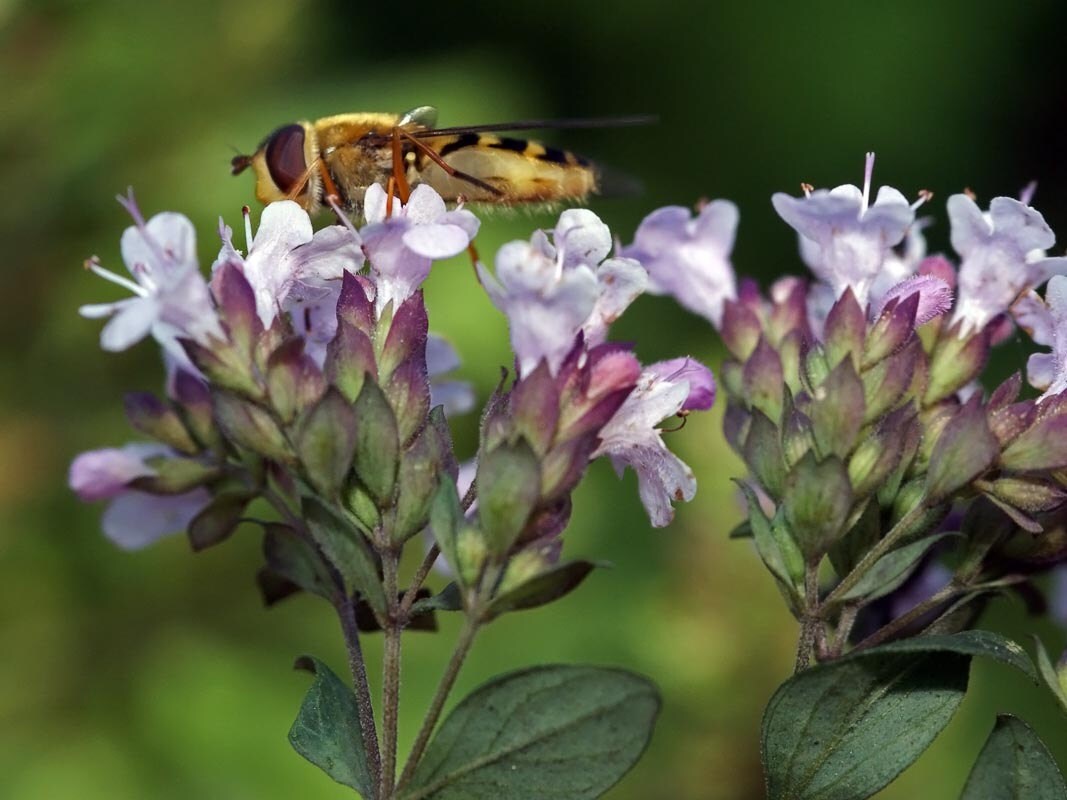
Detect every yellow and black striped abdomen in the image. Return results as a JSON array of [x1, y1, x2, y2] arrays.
[[415, 133, 597, 204]]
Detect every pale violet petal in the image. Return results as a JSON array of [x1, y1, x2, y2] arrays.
[[363, 184, 388, 224], [1028, 352, 1057, 391], [402, 223, 471, 259], [555, 209, 612, 268], [121, 212, 198, 277], [99, 297, 159, 351], [584, 257, 647, 345], [102, 489, 210, 550], [990, 196, 1056, 253], [404, 184, 448, 224], [947, 193, 991, 257]]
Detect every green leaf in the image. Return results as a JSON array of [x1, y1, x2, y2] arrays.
[[288, 656, 373, 798], [960, 715, 1067, 799], [262, 523, 333, 600], [303, 498, 385, 616], [1033, 636, 1067, 716], [839, 532, 955, 602], [488, 560, 598, 618], [736, 480, 804, 593], [409, 582, 463, 616], [762, 631, 1036, 800], [402, 665, 659, 800], [476, 438, 541, 557]]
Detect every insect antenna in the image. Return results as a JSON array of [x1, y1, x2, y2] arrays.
[[400, 114, 658, 140]]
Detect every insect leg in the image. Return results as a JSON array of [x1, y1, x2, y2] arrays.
[[397, 129, 505, 198], [316, 160, 343, 207], [390, 127, 413, 204]]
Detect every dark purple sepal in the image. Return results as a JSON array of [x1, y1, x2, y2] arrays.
[[823, 287, 865, 369], [743, 408, 786, 499], [982, 476, 1067, 515], [722, 399, 751, 454], [924, 322, 990, 405], [809, 357, 865, 459], [379, 291, 428, 383], [1001, 407, 1067, 472], [510, 360, 561, 457], [925, 394, 1000, 502], [560, 386, 633, 444], [768, 278, 811, 345], [336, 270, 376, 337], [296, 387, 358, 498], [989, 372, 1024, 411], [863, 339, 921, 424], [351, 379, 400, 502], [212, 389, 294, 464], [541, 433, 598, 501], [267, 337, 326, 423], [131, 455, 220, 494], [393, 416, 454, 543], [988, 400, 1037, 448], [325, 321, 377, 403], [171, 370, 219, 449], [720, 299, 763, 361], [179, 336, 262, 399], [385, 354, 431, 445], [124, 391, 199, 454], [187, 490, 254, 552], [864, 292, 919, 367], [742, 337, 785, 422], [214, 260, 263, 358]]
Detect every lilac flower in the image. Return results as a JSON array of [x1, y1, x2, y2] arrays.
[[619, 200, 738, 328], [1020, 276, 1067, 399], [69, 443, 209, 549], [361, 184, 480, 315], [80, 195, 221, 370], [772, 153, 919, 308], [478, 209, 646, 376], [593, 359, 714, 527], [949, 193, 1067, 334], [214, 202, 363, 330]]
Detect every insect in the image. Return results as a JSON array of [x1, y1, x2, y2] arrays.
[[230, 106, 650, 213]]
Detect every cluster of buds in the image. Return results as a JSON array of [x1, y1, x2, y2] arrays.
[[69, 186, 714, 625], [711, 156, 1067, 656]]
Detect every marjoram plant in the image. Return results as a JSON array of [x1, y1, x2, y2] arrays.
[[71, 155, 1067, 799]]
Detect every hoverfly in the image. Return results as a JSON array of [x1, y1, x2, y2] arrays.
[[230, 106, 651, 213]]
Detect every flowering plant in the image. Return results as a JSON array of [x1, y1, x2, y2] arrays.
[[71, 154, 1067, 798]]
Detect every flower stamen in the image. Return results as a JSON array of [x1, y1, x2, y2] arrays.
[[861, 151, 875, 215]]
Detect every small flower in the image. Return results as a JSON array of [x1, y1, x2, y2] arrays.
[[80, 193, 221, 370], [592, 358, 714, 527], [478, 209, 646, 376], [215, 201, 363, 329], [772, 153, 919, 307], [949, 192, 1067, 334], [1020, 275, 1067, 399], [619, 200, 738, 328], [361, 184, 480, 315], [69, 443, 209, 549]]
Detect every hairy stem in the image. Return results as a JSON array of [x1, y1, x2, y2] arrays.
[[829, 603, 860, 658], [380, 552, 402, 799], [262, 487, 382, 790], [395, 614, 481, 792], [795, 563, 821, 672], [824, 502, 930, 608]]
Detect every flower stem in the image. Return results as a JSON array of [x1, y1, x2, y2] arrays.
[[395, 613, 481, 792], [262, 487, 382, 791], [399, 544, 440, 620], [824, 502, 930, 608], [380, 551, 402, 799], [851, 582, 960, 652], [795, 562, 821, 672]]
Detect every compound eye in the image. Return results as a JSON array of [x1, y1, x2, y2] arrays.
[[264, 124, 307, 194]]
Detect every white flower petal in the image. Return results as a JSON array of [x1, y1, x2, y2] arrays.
[[99, 297, 160, 351], [402, 223, 471, 259], [404, 184, 448, 223], [555, 209, 611, 268], [990, 196, 1056, 253], [121, 212, 198, 278], [947, 193, 991, 257], [102, 489, 210, 550]]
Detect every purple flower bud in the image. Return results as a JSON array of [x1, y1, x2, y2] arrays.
[[872, 274, 953, 327], [69, 443, 166, 501]]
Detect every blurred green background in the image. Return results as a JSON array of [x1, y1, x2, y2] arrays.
[[2, 0, 1066, 797]]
